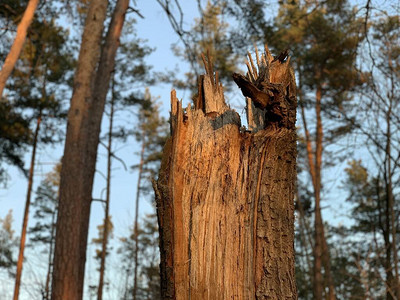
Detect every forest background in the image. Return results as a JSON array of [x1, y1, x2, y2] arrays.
[[0, 0, 399, 299]]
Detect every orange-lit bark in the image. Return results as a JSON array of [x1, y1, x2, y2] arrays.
[[156, 47, 298, 299], [0, 0, 39, 98]]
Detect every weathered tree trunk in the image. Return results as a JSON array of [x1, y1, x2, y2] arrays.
[[155, 46, 297, 299], [51, 0, 128, 298], [0, 0, 39, 98], [13, 114, 41, 300]]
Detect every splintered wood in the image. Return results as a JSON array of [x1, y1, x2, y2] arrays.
[[156, 46, 297, 299]]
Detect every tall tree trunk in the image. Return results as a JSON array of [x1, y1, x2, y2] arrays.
[[0, 0, 39, 98], [155, 47, 297, 299], [301, 82, 335, 300], [44, 205, 57, 299], [51, 0, 128, 298], [13, 114, 41, 300], [133, 137, 145, 300], [97, 78, 116, 300], [385, 101, 400, 299]]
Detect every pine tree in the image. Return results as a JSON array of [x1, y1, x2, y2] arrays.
[[51, 0, 129, 297], [118, 213, 161, 300], [339, 13, 400, 299], [0, 210, 18, 277], [268, 1, 364, 298], [128, 88, 168, 300], [28, 163, 60, 299], [89, 216, 114, 298]]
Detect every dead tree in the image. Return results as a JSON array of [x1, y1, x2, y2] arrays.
[[155, 46, 297, 299]]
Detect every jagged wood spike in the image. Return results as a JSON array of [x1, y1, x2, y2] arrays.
[[261, 54, 267, 67], [196, 75, 204, 110], [264, 43, 270, 53], [215, 71, 219, 86], [171, 89, 178, 115], [170, 90, 178, 133], [206, 49, 214, 86], [246, 61, 256, 83], [247, 51, 257, 78], [201, 53, 210, 76], [264, 44, 274, 63], [246, 96, 255, 130], [274, 49, 289, 63], [255, 45, 260, 68]]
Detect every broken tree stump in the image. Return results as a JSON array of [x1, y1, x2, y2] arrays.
[[155, 45, 297, 299]]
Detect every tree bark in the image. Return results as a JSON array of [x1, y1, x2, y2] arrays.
[[155, 46, 297, 299], [51, 0, 128, 298], [13, 115, 41, 300], [0, 0, 39, 99]]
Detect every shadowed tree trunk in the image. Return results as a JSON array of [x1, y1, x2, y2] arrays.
[[155, 46, 297, 299], [51, 0, 129, 298]]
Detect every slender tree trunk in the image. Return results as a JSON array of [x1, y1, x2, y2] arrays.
[[13, 114, 41, 300], [44, 206, 57, 300], [133, 136, 145, 300], [385, 102, 400, 299], [97, 79, 116, 300], [155, 47, 297, 299], [384, 195, 394, 300], [299, 80, 323, 300], [0, 0, 39, 98], [52, 0, 128, 298], [313, 84, 324, 300], [301, 83, 335, 300]]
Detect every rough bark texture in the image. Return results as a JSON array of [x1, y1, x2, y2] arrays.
[[51, 1, 108, 298], [51, 0, 128, 298], [0, 0, 39, 98], [155, 46, 297, 299]]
